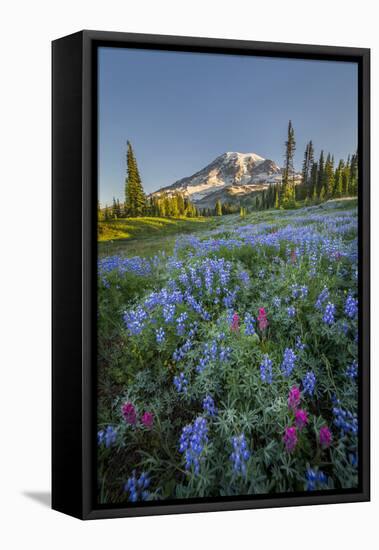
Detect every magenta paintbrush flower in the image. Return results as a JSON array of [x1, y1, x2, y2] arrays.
[[295, 409, 309, 430], [257, 307, 268, 331], [283, 426, 298, 452], [288, 386, 301, 411], [231, 312, 240, 332], [319, 425, 332, 448], [141, 411, 154, 428], [121, 402, 137, 425]]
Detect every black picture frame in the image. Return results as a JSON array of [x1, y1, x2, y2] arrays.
[[52, 30, 370, 520]]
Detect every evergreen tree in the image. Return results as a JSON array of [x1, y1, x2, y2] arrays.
[[164, 195, 172, 216], [282, 120, 296, 208], [255, 196, 259, 210], [350, 152, 358, 195], [325, 154, 335, 198], [334, 160, 344, 197], [319, 185, 326, 201], [111, 197, 117, 219], [171, 195, 179, 217], [301, 142, 310, 186], [317, 150, 325, 197], [154, 197, 160, 216], [310, 162, 318, 200], [301, 140, 315, 191], [342, 159, 351, 196], [125, 141, 146, 216], [308, 141, 315, 180], [177, 193, 185, 216], [274, 185, 280, 208], [301, 143, 308, 185], [268, 184, 275, 208]]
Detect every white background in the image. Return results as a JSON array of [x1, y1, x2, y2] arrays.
[[1, 1, 377, 548]]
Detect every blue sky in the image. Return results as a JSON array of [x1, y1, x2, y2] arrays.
[[98, 47, 357, 206]]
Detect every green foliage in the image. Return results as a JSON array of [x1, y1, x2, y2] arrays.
[[97, 199, 358, 503]]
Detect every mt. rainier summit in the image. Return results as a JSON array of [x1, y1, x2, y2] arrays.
[[151, 151, 285, 207]]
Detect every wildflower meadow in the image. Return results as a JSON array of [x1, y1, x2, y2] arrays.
[[97, 199, 359, 504]]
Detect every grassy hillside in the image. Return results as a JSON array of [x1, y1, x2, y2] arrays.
[[98, 216, 219, 258]]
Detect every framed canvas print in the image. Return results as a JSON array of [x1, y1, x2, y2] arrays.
[[52, 30, 370, 519]]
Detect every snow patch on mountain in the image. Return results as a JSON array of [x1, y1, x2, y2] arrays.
[[151, 151, 285, 206]]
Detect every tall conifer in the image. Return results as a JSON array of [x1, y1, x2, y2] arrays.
[[317, 150, 325, 197], [325, 154, 335, 198], [282, 120, 296, 207], [125, 141, 146, 216]]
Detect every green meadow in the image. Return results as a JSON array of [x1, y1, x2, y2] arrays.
[[98, 216, 220, 257], [98, 199, 357, 258]]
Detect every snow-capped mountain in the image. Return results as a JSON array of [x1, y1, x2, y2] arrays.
[[151, 152, 284, 207]]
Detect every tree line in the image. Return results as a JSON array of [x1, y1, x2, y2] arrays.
[[253, 120, 358, 212]]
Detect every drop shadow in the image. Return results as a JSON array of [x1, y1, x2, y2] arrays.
[[22, 491, 51, 508]]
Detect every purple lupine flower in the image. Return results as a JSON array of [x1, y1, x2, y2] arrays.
[[295, 336, 306, 351], [260, 354, 273, 384], [230, 434, 250, 476], [98, 425, 117, 448], [306, 468, 328, 491], [124, 471, 151, 502], [202, 395, 217, 417], [179, 417, 208, 475], [176, 312, 188, 336], [302, 371, 316, 396], [244, 313, 256, 336], [173, 372, 188, 394], [323, 302, 336, 325], [287, 306, 296, 318], [155, 327, 165, 344], [333, 404, 358, 436], [346, 359, 358, 379], [281, 348, 297, 377], [345, 294, 358, 319], [315, 287, 329, 310]]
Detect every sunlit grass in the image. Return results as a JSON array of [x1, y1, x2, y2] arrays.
[[98, 216, 219, 258], [98, 216, 211, 242]]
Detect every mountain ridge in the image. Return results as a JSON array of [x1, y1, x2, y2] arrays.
[[150, 151, 288, 207]]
